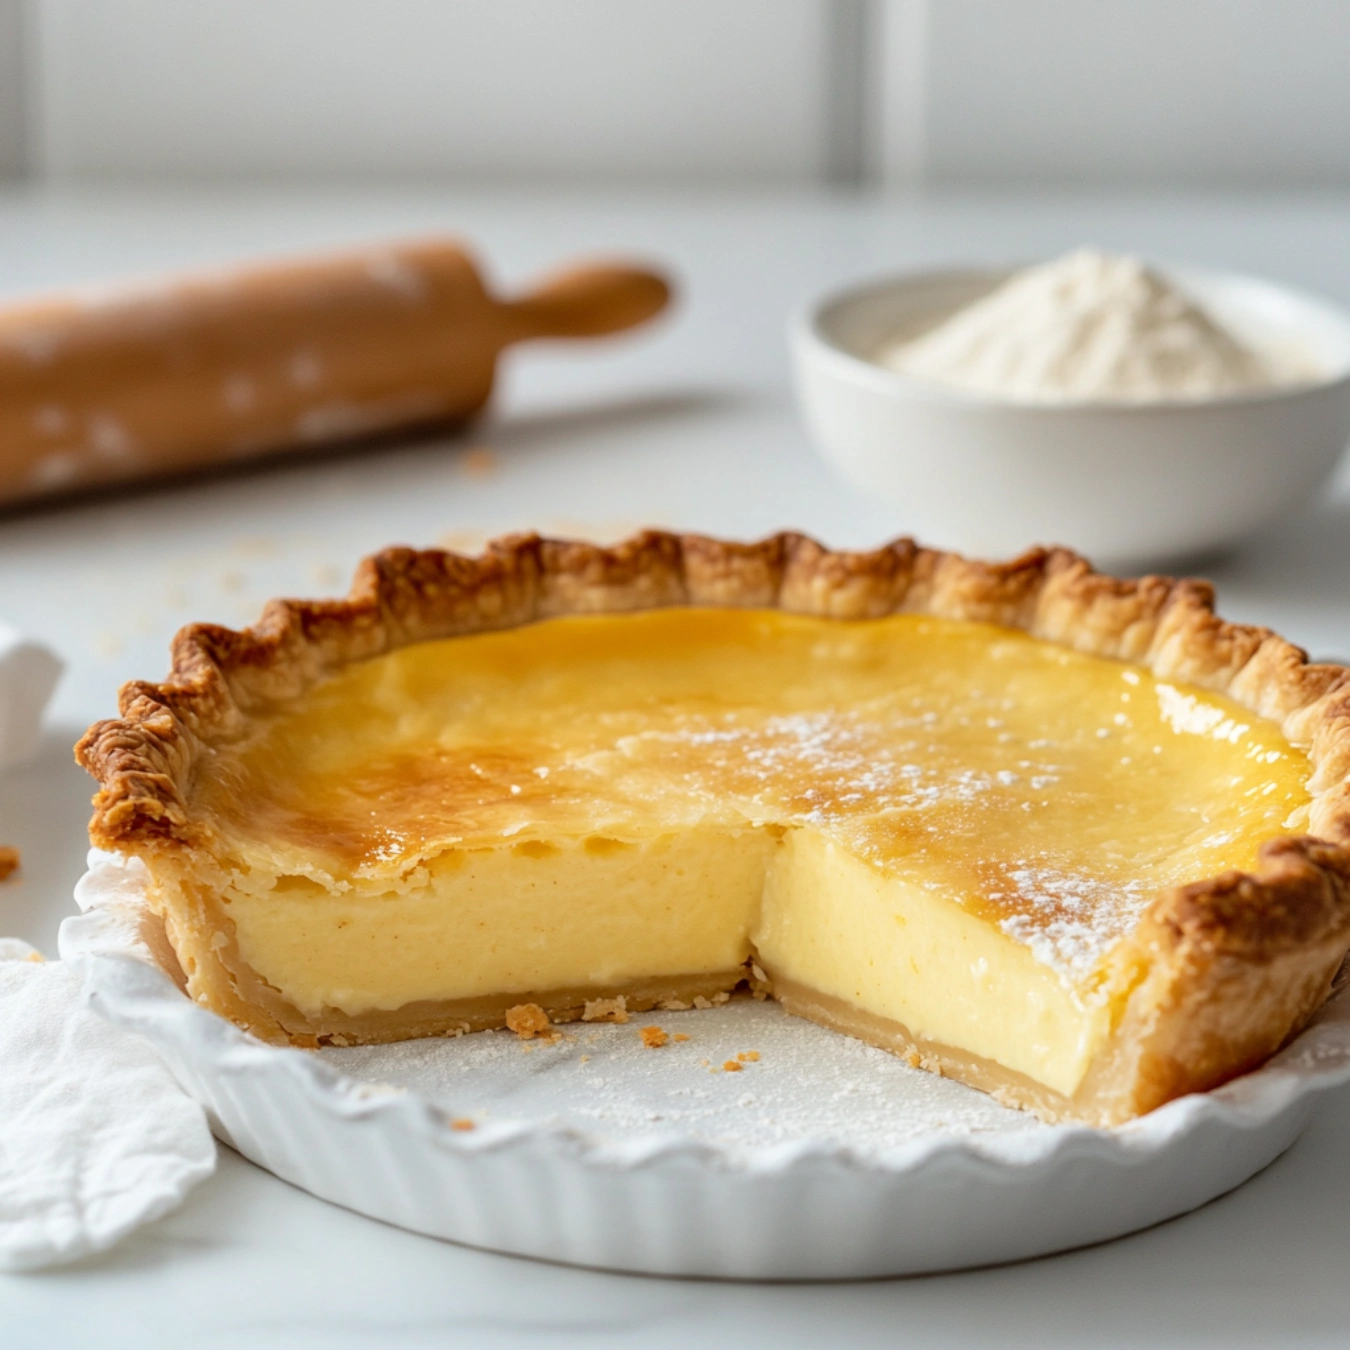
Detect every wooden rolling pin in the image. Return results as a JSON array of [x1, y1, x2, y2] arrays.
[[0, 238, 671, 503]]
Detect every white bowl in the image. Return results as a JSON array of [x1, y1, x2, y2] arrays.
[[790, 265, 1350, 568]]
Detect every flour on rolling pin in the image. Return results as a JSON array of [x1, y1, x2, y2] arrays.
[[0, 239, 671, 503]]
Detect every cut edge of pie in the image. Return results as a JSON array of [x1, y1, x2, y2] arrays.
[[76, 530, 1350, 1126]]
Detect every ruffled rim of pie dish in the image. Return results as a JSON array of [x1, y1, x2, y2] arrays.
[[73, 531, 1350, 1120]]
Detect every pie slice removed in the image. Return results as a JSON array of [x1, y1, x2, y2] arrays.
[[78, 532, 1350, 1125]]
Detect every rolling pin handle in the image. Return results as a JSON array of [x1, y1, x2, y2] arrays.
[[500, 264, 672, 344]]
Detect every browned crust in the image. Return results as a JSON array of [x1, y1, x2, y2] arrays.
[[74, 531, 1350, 1119], [78, 529, 1350, 848]]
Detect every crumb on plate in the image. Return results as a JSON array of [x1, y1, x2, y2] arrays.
[[582, 995, 629, 1024], [505, 1002, 552, 1040]]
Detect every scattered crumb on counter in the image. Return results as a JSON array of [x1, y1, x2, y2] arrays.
[[722, 1059, 744, 1073], [673, 1033, 690, 1043], [0, 847, 19, 881], [505, 1003, 551, 1040], [460, 446, 498, 479], [638, 1026, 668, 1049], [582, 996, 629, 1024], [450, 1117, 476, 1132], [738, 1051, 760, 1062]]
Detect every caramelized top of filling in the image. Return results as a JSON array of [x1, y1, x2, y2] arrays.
[[197, 608, 1311, 982]]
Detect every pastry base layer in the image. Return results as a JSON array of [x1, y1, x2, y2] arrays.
[[768, 973, 1083, 1120]]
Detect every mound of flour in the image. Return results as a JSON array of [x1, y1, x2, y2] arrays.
[[879, 249, 1313, 404]]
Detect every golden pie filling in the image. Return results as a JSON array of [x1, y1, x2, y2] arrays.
[[183, 608, 1311, 1107]]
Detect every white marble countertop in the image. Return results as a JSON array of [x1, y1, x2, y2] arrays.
[[1, 184, 1349, 1348]]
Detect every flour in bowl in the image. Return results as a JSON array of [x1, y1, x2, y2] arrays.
[[879, 249, 1317, 404]]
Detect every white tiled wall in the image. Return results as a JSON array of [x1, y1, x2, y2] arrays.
[[0, 0, 23, 177], [921, 0, 1350, 188], [3, 0, 1350, 188], [30, 0, 831, 183]]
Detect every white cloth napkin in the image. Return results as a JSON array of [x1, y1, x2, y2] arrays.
[[0, 625, 215, 1270], [0, 940, 215, 1270]]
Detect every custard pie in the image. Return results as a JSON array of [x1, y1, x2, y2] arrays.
[[78, 533, 1350, 1125]]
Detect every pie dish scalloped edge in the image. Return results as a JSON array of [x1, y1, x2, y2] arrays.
[[60, 850, 1350, 1279]]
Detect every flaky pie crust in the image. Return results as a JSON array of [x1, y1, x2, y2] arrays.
[[76, 532, 1350, 1124]]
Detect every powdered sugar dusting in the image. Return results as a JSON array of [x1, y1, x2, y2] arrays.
[[993, 865, 1149, 980], [624, 710, 1001, 824]]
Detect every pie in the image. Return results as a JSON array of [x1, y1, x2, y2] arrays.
[[77, 532, 1350, 1125]]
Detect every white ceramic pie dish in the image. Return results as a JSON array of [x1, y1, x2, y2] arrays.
[[790, 265, 1350, 569], [61, 851, 1350, 1280]]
